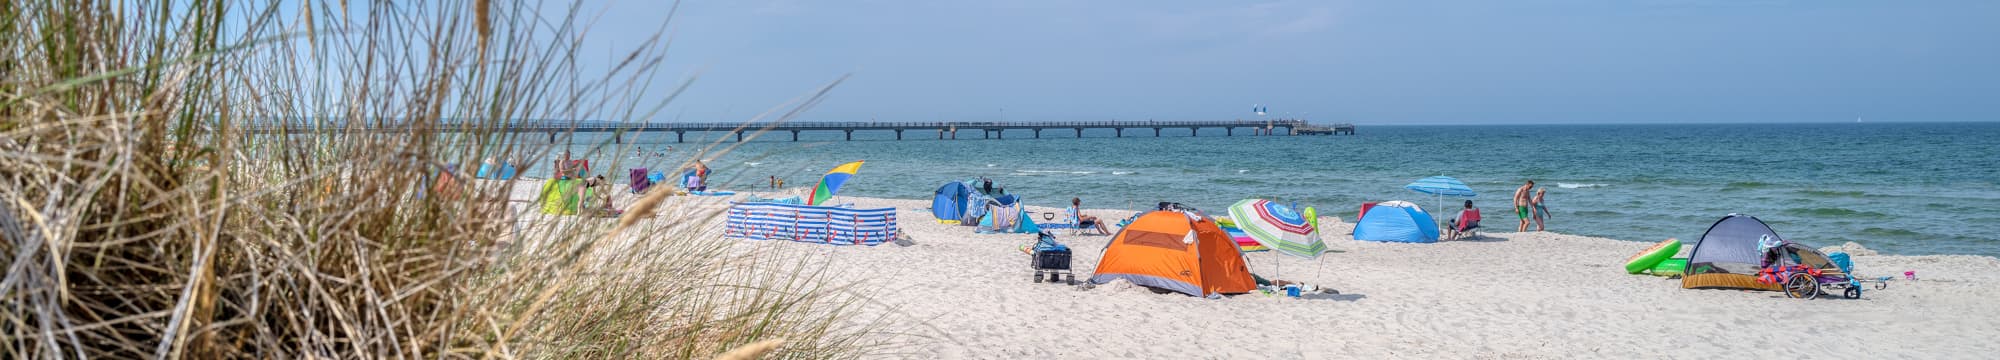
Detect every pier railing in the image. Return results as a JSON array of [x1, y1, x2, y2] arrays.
[[240, 118, 1354, 141]]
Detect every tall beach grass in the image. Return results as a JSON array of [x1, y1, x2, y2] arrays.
[[2, 0, 886, 358]]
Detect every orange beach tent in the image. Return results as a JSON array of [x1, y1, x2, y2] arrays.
[[1088, 210, 1256, 297]]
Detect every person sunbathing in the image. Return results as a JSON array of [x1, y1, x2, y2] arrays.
[[1070, 197, 1110, 235], [582, 175, 621, 216]]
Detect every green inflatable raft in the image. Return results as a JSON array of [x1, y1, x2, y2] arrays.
[[1649, 258, 1689, 277], [1624, 238, 1682, 274]]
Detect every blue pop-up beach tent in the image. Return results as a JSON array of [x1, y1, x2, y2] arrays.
[[1353, 201, 1440, 243], [932, 181, 977, 223]]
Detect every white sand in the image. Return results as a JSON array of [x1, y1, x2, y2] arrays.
[[497, 181, 2000, 358]]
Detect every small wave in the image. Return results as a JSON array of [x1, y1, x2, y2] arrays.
[[1782, 207, 1887, 218], [986, 164, 996, 167], [1797, 189, 1866, 197], [1070, 171, 1096, 175], [744, 162, 763, 166], [1722, 181, 1774, 190], [1572, 210, 1622, 217], [1859, 227, 1922, 237], [1111, 171, 1135, 175], [1556, 183, 1607, 189], [1237, 169, 1249, 174]]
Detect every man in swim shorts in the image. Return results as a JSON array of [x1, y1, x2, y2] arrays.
[[1514, 180, 1535, 232]]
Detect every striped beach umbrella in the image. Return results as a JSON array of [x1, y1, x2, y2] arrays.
[[1405, 176, 1477, 197], [1227, 199, 1325, 259], [1405, 176, 1476, 229]]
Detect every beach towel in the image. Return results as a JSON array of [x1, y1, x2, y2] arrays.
[[538, 179, 582, 215], [629, 168, 653, 193]]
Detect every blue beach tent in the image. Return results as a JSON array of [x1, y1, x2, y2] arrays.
[[1353, 201, 1440, 243], [932, 181, 978, 222]]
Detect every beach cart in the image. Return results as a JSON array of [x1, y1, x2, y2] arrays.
[[1029, 231, 1076, 285], [1758, 243, 1866, 299]]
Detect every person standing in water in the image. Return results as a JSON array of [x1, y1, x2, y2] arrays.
[[1532, 188, 1549, 231], [1514, 180, 1535, 232]]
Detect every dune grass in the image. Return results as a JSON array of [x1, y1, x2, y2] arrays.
[[1, 0, 887, 358]]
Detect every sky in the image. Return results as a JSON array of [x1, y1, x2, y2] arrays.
[[573, 0, 1999, 125]]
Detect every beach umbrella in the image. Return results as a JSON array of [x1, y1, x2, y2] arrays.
[[1404, 176, 1476, 228], [1228, 199, 1329, 295], [1227, 199, 1325, 259], [807, 160, 865, 205]]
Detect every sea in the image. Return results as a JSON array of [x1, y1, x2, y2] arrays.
[[510, 122, 2000, 258]]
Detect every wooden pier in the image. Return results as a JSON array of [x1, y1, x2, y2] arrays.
[[245, 119, 1355, 143]]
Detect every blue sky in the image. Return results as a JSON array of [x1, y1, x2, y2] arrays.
[[577, 0, 1999, 125]]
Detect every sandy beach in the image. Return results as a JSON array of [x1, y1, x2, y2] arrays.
[[507, 183, 2000, 359]]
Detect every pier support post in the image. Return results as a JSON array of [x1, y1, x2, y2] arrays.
[[615, 132, 622, 144], [1115, 128, 1123, 137], [1227, 127, 1233, 136], [939, 129, 946, 139], [997, 129, 1004, 139], [735, 131, 743, 142], [983, 130, 990, 139], [1075, 128, 1083, 138], [896, 129, 903, 140], [549, 131, 556, 143], [792, 130, 800, 141], [845, 130, 853, 141], [1153, 128, 1161, 137], [1189, 127, 1197, 137], [676, 131, 685, 143], [1033, 129, 1041, 138]]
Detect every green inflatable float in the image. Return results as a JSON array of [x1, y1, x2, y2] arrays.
[[1623, 238, 1682, 274], [1649, 258, 1689, 277]]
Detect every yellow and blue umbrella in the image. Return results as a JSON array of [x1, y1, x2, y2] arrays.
[[807, 160, 865, 205]]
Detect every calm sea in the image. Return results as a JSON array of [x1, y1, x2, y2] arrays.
[[515, 122, 2000, 257]]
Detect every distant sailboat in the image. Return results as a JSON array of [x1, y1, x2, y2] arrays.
[[1856, 116, 1864, 123]]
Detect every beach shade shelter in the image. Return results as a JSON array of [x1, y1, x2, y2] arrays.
[[724, 202, 900, 245], [681, 169, 701, 190], [476, 162, 518, 180], [1227, 199, 1325, 258], [1089, 210, 1256, 297], [1405, 176, 1476, 228], [932, 181, 978, 223], [808, 160, 865, 205], [977, 202, 1043, 233], [1682, 214, 1787, 291], [1352, 201, 1440, 243]]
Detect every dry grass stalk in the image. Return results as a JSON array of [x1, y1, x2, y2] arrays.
[[1, 0, 889, 358]]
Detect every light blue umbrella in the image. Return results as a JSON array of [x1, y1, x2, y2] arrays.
[[1405, 176, 1476, 228], [1405, 176, 1477, 197]]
